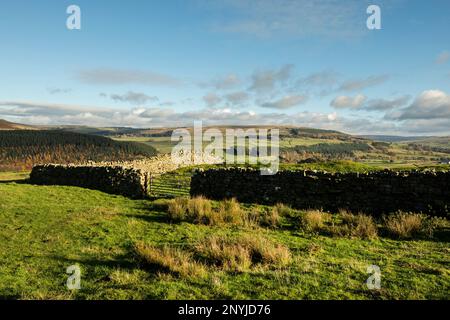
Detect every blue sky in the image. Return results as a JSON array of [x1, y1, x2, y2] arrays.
[[0, 0, 449, 135]]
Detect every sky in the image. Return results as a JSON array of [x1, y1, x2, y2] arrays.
[[0, 0, 449, 135]]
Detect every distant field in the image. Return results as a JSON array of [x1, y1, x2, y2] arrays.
[[0, 182, 448, 299], [112, 136, 176, 154], [0, 171, 29, 181], [114, 136, 345, 151], [280, 137, 344, 147]]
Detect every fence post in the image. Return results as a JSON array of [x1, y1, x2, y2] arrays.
[[150, 174, 153, 195]]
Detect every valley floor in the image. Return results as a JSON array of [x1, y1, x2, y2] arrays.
[[0, 181, 448, 300]]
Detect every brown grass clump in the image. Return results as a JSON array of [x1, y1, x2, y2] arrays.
[[331, 210, 378, 239], [240, 235, 292, 268], [167, 197, 189, 221], [259, 207, 282, 228], [188, 196, 212, 218], [195, 236, 252, 271], [299, 210, 328, 232], [195, 235, 291, 271], [420, 216, 448, 238], [338, 209, 357, 225], [167, 196, 215, 224], [166, 197, 263, 228], [218, 198, 245, 224], [134, 242, 206, 278], [273, 203, 292, 217], [167, 197, 252, 226], [383, 212, 424, 239], [350, 214, 378, 239]]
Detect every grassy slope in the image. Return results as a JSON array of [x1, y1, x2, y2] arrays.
[[112, 136, 176, 154], [0, 182, 448, 300], [0, 119, 36, 130]]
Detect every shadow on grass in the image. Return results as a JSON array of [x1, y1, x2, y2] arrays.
[[377, 227, 450, 243], [0, 294, 22, 300], [122, 200, 173, 224], [47, 254, 137, 271], [0, 178, 31, 184], [122, 212, 169, 224]]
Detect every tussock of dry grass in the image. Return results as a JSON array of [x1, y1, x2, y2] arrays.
[[134, 233, 292, 278], [330, 210, 378, 239], [351, 214, 378, 239], [299, 210, 328, 232], [195, 236, 252, 271], [241, 235, 292, 267], [167, 197, 189, 221], [195, 235, 292, 271], [167, 197, 257, 227], [218, 198, 245, 225], [134, 242, 206, 278], [383, 212, 424, 239], [274, 203, 293, 217], [259, 206, 283, 228], [260, 203, 292, 229], [167, 196, 216, 224], [188, 196, 212, 218]]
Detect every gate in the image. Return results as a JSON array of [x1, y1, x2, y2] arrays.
[[148, 171, 192, 198]]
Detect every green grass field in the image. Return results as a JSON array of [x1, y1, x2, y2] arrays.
[[112, 137, 176, 154], [0, 179, 448, 300]]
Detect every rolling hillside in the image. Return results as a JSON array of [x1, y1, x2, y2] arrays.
[[0, 130, 157, 171], [0, 119, 36, 130]]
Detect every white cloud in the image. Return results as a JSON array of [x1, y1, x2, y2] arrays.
[[249, 64, 294, 92], [297, 70, 339, 88], [260, 95, 308, 109], [213, 74, 241, 90], [338, 75, 389, 92], [47, 88, 72, 95], [385, 90, 450, 120], [78, 68, 181, 86], [203, 93, 222, 107], [102, 91, 159, 105], [224, 91, 249, 106], [364, 95, 411, 111], [0, 101, 117, 117], [330, 94, 367, 109]]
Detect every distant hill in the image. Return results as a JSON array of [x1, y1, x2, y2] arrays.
[[401, 136, 450, 148], [0, 130, 157, 171], [359, 135, 432, 143], [103, 125, 361, 141], [0, 119, 36, 130], [29, 123, 372, 143], [47, 125, 140, 136]]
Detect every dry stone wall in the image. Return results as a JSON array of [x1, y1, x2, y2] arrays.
[[191, 168, 450, 217], [30, 164, 149, 198]]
